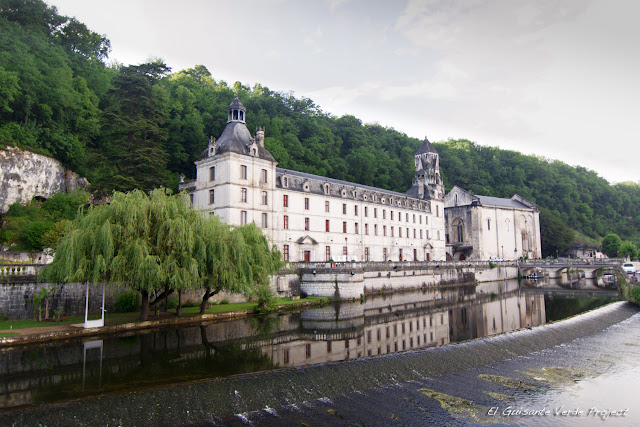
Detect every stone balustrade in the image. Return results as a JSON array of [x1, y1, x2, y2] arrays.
[[0, 264, 41, 276]]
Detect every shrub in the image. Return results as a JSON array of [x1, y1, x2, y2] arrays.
[[630, 286, 640, 305], [219, 299, 229, 305], [115, 291, 141, 313]]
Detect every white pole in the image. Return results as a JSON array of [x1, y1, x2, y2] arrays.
[[101, 283, 105, 322], [84, 280, 89, 327]]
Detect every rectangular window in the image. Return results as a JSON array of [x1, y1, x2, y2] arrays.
[[283, 215, 289, 229], [399, 248, 403, 261], [343, 246, 348, 257], [374, 224, 378, 236], [342, 203, 347, 214], [391, 211, 394, 221], [436, 205, 439, 217], [425, 216, 429, 225], [283, 244, 289, 262], [241, 188, 247, 203], [261, 191, 267, 205], [374, 208, 377, 218], [283, 194, 288, 207], [325, 201, 329, 212], [326, 220, 330, 232], [406, 227, 409, 237], [365, 224, 369, 235], [261, 168, 267, 183], [419, 215, 422, 224], [413, 229, 416, 238], [355, 223, 359, 234], [420, 230, 423, 239], [427, 230, 430, 239], [325, 246, 331, 261], [399, 228, 402, 237], [209, 166, 215, 181], [240, 210, 247, 225], [364, 206, 368, 217], [437, 230, 441, 240], [354, 205, 358, 216], [261, 213, 268, 228], [414, 248, 418, 261], [305, 217, 310, 231], [343, 221, 347, 233], [209, 189, 214, 204], [305, 197, 309, 210], [241, 165, 247, 179], [383, 225, 387, 236], [364, 247, 370, 262], [383, 210, 386, 219], [406, 213, 409, 222], [391, 227, 394, 237], [383, 248, 387, 261]]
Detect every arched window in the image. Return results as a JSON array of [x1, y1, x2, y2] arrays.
[[454, 193, 458, 206], [452, 218, 464, 243]]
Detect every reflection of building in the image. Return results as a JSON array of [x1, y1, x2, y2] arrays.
[[443, 186, 541, 261], [180, 97, 446, 262]]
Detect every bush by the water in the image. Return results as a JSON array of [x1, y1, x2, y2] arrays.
[[115, 291, 141, 313]]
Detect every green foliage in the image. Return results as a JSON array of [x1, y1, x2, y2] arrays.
[[115, 291, 141, 313], [619, 240, 638, 260], [629, 286, 640, 305], [3, 0, 640, 251], [31, 286, 55, 321], [0, 191, 87, 250], [539, 208, 575, 257], [601, 233, 622, 258]]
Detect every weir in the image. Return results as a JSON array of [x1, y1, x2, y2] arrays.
[[0, 292, 632, 425]]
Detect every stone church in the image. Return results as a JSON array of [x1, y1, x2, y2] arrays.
[[443, 186, 541, 261], [180, 97, 447, 262]]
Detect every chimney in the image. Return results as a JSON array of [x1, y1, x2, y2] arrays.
[[256, 127, 265, 147]]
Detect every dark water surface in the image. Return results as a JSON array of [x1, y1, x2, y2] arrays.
[[0, 280, 622, 424]]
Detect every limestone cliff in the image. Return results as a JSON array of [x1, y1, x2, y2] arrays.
[[0, 146, 89, 213]]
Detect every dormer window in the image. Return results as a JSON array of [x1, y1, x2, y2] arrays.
[[283, 176, 289, 187], [303, 181, 310, 192], [324, 184, 330, 194], [363, 194, 368, 201], [341, 189, 347, 197], [353, 190, 357, 198]]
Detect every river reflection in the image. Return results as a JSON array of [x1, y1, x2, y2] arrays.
[[0, 280, 617, 410]]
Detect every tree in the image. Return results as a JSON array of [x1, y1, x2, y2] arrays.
[[619, 240, 638, 260], [43, 189, 282, 321], [601, 233, 622, 258], [96, 60, 171, 191], [539, 208, 574, 257]]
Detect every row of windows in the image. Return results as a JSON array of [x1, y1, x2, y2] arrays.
[[286, 195, 437, 221], [281, 176, 430, 211], [281, 216, 436, 239], [208, 165, 269, 183], [239, 211, 269, 229], [281, 245, 432, 262]]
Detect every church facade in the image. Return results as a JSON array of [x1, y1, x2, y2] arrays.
[[443, 186, 541, 261], [180, 97, 447, 263]]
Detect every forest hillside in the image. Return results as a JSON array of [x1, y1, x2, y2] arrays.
[[2, 0, 639, 256]]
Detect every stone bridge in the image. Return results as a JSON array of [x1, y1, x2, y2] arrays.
[[519, 258, 623, 290]]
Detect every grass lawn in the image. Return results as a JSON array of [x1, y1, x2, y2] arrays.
[[0, 296, 329, 332]]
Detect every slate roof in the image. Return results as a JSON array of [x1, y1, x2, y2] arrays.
[[474, 195, 530, 209], [276, 168, 413, 199], [415, 137, 438, 155], [196, 98, 275, 162]]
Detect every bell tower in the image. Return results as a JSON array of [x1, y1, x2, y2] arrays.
[[412, 136, 444, 200]]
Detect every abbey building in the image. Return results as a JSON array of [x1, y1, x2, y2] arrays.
[[181, 97, 541, 263], [181, 97, 447, 262]]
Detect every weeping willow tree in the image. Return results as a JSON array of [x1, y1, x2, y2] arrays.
[[198, 223, 283, 314], [43, 189, 282, 321]]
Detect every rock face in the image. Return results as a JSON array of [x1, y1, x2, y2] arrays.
[[0, 146, 89, 213]]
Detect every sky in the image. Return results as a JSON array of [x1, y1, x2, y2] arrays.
[[49, 0, 640, 184]]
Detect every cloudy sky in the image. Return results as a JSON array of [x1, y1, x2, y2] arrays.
[[49, 0, 640, 184]]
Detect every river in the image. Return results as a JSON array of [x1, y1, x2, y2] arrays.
[[0, 279, 632, 426]]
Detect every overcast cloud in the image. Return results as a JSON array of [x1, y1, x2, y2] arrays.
[[49, 0, 640, 184]]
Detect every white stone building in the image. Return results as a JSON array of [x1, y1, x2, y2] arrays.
[[443, 186, 541, 261], [181, 97, 447, 262]]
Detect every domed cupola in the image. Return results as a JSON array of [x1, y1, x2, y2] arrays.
[[227, 96, 247, 124]]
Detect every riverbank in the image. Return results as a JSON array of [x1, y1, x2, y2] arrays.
[[0, 296, 329, 347], [1, 299, 636, 425]]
